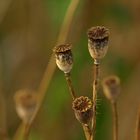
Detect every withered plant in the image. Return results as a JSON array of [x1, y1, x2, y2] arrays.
[[53, 26, 111, 140]]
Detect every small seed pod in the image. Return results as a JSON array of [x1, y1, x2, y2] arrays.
[[53, 44, 73, 73], [72, 96, 93, 125], [14, 89, 37, 124], [87, 26, 109, 62], [102, 75, 120, 103]]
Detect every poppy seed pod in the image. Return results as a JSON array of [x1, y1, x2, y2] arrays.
[[102, 76, 120, 103], [72, 96, 93, 125], [14, 89, 37, 124], [53, 44, 73, 73], [87, 26, 109, 62]]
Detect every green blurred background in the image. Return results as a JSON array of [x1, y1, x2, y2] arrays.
[[0, 0, 140, 140]]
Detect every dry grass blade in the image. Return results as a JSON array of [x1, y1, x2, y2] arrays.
[[14, 0, 81, 139]]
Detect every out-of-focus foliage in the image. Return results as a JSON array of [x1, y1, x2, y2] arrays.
[[0, 0, 140, 140]]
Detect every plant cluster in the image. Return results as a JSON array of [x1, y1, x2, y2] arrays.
[[51, 26, 120, 140]]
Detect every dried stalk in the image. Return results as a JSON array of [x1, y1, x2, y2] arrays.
[[14, 0, 80, 139], [135, 108, 140, 140], [64, 73, 92, 140], [23, 123, 30, 140], [111, 102, 118, 140], [82, 124, 92, 140], [91, 63, 100, 140], [64, 73, 76, 100]]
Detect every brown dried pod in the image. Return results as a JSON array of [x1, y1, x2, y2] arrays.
[[72, 96, 93, 125], [14, 89, 38, 124], [87, 26, 109, 62], [53, 44, 73, 73], [102, 75, 120, 102]]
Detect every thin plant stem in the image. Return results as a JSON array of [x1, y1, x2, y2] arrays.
[[91, 63, 100, 140], [64, 73, 91, 140], [135, 108, 140, 140], [111, 102, 118, 140], [14, 0, 81, 139], [82, 124, 92, 140], [23, 123, 30, 140], [64, 73, 76, 100]]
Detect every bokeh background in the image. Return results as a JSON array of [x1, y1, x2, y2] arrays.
[[0, 0, 140, 140]]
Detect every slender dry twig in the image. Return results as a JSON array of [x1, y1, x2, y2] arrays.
[[14, 0, 81, 139], [64, 73, 76, 100], [64, 73, 92, 140], [90, 63, 100, 140], [135, 108, 140, 140], [23, 123, 30, 140], [82, 124, 92, 140], [111, 102, 118, 140]]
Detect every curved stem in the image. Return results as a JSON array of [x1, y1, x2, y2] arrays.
[[112, 102, 118, 140]]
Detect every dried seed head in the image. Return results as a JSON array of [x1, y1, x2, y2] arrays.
[[102, 75, 120, 103], [14, 89, 37, 124], [87, 26, 109, 61], [53, 44, 73, 73], [72, 96, 93, 125]]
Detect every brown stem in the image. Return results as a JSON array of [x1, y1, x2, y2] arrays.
[[14, 0, 80, 139], [64, 73, 76, 100], [64, 72, 92, 140], [82, 124, 92, 140], [111, 102, 118, 140], [23, 123, 30, 140], [135, 108, 140, 140], [91, 63, 100, 140]]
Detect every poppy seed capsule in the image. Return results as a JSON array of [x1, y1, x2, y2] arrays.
[[53, 44, 73, 73], [14, 89, 37, 124], [102, 76, 120, 103], [72, 96, 93, 125], [87, 26, 109, 61]]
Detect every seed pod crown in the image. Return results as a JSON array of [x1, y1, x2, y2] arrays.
[[53, 43, 73, 73]]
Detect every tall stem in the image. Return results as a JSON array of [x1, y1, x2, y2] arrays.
[[112, 102, 118, 140], [91, 62, 100, 140]]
